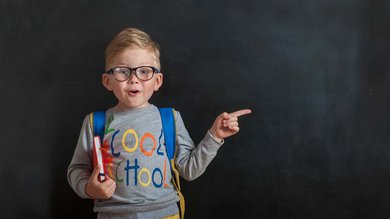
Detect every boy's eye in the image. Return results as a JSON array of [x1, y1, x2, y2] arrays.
[[138, 67, 151, 74], [114, 68, 130, 75]]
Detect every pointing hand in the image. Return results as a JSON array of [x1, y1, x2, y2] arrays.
[[210, 109, 251, 141]]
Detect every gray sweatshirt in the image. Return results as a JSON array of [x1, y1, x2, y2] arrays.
[[67, 104, 223, 216]]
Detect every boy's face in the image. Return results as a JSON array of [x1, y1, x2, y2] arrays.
[[102, 48, 163, 109]]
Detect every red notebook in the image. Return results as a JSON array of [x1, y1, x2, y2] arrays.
[[92, 136, 106, 182]]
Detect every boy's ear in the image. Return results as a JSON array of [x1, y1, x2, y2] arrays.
[[154, 73, 163, 91], [102, 73, 113, 91]]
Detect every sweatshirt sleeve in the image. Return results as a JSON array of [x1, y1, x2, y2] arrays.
[[174, 111, 224, 181], [67, 115, 94, 199]]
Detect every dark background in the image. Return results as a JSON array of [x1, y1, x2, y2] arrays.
[[1, 0, 389, 218]]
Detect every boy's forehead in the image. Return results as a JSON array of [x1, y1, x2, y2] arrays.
[[107, 47, 160, 68]]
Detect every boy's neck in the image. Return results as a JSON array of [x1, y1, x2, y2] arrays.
[[114, 102, 151, 111]]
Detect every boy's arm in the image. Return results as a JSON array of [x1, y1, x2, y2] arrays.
[[67, 115, 94, 199], [174, 109, 251, 181], [174, 112, 224, 181]]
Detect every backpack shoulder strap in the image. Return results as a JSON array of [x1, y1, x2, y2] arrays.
[[158, 107, 185, 219], [89, 111, 106, 141], [158, 107, 176, 160]]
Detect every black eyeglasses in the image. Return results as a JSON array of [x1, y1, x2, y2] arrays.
[[105, 66, 160, 82]]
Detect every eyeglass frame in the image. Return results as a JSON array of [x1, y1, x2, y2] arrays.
[[105, 66, 161, 82]]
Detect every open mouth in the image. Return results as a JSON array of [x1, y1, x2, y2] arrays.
[[128, 90, 140, 96]]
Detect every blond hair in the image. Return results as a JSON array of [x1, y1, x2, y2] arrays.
[[105, 28, 161, 69]]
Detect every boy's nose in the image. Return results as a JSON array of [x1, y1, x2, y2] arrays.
[[127, 72, 139, 84]]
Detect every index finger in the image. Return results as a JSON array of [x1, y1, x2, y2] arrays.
[[230, 109, 252, 117]]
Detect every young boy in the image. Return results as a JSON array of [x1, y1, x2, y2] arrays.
[[67, 28, 251, 219]]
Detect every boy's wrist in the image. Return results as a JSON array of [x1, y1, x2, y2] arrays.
[[85, 182, 96, 199], [85, 183, 93, 199], [208, 129, 223, 143]]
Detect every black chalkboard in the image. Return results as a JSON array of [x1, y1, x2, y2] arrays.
[[1, 0, 390, 218]]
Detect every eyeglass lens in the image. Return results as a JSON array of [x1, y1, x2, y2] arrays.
[[112, 67, 155, 81]]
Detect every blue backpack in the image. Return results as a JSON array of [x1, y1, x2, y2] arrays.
[[89, 108, 185, 218]]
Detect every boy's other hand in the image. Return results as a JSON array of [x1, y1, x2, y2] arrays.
[[210, 109, 252, 141], [85, 165, 116, 200]]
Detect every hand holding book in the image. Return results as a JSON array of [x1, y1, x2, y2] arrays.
[[85, 165, 116, 199], [85, 136, 116, 200]]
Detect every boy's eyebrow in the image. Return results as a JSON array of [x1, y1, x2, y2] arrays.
[[112, 63, 154, 67]]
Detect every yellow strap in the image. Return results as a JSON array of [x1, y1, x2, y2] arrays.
[[170, 160, 181, 190], [89, 112, 94, 132], [177, 189, 185, 219], [162, 213, 180, 219], [171, 159, 185, 219], [170, 109, 185, 219]]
